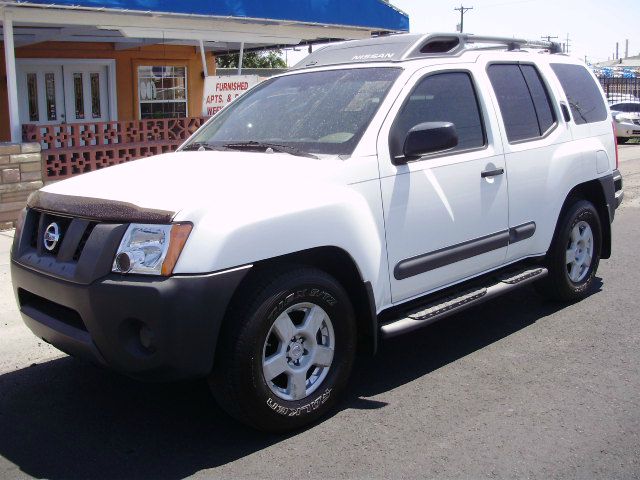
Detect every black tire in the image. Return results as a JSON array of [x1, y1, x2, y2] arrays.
[[536, 199, 602, 302], [618, 137, 629, 144], [209, 266, 357, 432]]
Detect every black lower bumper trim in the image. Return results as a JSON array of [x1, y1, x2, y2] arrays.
[[11, 261, 250, 381]]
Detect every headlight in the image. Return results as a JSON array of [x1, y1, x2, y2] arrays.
[[112, 223, 192, 276]]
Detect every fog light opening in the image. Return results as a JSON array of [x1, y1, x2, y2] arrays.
[[139, 324, 156, 352]]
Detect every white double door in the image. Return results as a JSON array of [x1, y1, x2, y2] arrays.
[[17, 61, 111, 125]]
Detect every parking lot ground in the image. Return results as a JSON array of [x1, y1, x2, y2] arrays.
[[0, 145, 639, 479]]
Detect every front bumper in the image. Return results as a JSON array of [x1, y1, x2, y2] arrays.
[[615, 120, 640, 138], [11, 260, 249, 381]]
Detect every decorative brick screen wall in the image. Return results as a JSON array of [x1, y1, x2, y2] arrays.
[[23, 117, 207, 181], [0, 143, 42, 230]]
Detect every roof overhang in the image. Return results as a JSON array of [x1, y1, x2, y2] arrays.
[[0, 0, 408, 51]]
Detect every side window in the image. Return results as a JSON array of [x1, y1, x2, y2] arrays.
[[625, 103, 640, 113], [550, 63, 608, 125], [520, 65, 556, 133], [390, 71, 485, 159], [487, 64, 556, 143]]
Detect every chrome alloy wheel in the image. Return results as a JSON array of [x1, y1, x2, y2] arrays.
[[262, 302, 335, 401], [566, 220, 594, 283]]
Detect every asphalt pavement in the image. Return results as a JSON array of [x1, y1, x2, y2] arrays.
[[0, 145, 639, 479]]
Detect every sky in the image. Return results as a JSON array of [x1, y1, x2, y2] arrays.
[[285, 0, 640, 66]]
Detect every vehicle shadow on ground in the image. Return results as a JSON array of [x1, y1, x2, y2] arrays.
[[0, 281, 602, 479]]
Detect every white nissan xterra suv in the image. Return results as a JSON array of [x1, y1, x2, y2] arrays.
[[11, 33, 624, 432]]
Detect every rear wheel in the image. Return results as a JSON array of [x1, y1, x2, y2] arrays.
[[618, 137, 629, 144], [536, 199, 602, 301], [209, 267, 356, 432]]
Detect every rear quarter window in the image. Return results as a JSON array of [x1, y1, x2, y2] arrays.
[[551, 64, 607, 125]]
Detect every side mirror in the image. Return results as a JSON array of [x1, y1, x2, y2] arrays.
[[398, 122, 458, 163]]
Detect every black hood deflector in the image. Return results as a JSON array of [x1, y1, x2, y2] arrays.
[[27, 190, 175, 223]]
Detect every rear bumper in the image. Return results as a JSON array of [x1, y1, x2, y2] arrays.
[[11, 260, 249, 381]]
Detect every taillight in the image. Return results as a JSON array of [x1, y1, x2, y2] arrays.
[[612, 121, 619, 169]]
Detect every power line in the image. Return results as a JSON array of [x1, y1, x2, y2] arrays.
[[454, 4, 473, 33]]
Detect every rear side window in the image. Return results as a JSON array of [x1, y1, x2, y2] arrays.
[[616, 102, 640, 113], [390, 71, 485, 158], [487, 64, 556, 142], [551, 64, 607, 125]]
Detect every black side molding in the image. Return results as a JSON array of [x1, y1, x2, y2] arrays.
[[394, 230, 510, 280], [509, 221, 536, 243], [394, 222, 537, 281]]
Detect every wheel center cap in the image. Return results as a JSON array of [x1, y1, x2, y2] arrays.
[[289, 343, 304, 360]]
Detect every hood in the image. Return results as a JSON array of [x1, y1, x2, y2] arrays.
[[35, 151, 351, 221]]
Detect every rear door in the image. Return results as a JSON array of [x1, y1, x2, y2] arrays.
[[377, 65, 509, 303], [484, 59, 609, 262]]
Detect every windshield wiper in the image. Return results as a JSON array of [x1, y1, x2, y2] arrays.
[[181, 142, 229, 152], [223, 141, 318, 159]]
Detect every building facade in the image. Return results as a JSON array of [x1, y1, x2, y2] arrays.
[[0, 0, 408, 181]]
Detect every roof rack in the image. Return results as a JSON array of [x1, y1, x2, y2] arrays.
[[404, 33, 562, 58], [291, 32, 562, 70]]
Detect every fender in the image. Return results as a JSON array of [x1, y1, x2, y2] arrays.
[[173, 179, 390, 308]]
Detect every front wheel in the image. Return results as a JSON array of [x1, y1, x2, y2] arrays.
[[536, 199, 602, 302], [209, 267, 357, 432]]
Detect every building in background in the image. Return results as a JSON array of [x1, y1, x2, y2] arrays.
[[0, 0, 408, 180]]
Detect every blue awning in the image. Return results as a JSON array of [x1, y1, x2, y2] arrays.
[[16, 0, 409, 32]]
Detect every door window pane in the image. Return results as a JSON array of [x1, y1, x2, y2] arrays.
[[520, 64, 556, 134], [488, 64, 540, 142], [138, 65, 188, 119], [551, 63, 607, 125], [391, 71, 485, 158], [73, 73, 85, 120], [45, 73, 57, 121], [90, 73, 101, 119], [27, 73, 39, 122]]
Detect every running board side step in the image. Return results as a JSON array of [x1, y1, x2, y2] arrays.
[[380, 267, 548, 339]]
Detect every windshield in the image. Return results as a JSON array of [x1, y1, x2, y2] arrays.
[[184, 67, 401, 156]]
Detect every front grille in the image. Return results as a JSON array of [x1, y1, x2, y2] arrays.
[[27, 210, 97, 261], [18, 288, 87, 332], [73, 222, 97, 262]]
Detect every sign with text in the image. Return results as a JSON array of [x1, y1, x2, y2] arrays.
[[202, 75, 260, 116]]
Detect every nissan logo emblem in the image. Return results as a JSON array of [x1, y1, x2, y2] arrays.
[[43, 222, 61, 251]]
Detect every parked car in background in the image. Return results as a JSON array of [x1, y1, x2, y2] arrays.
[[610, 101, 640, 143]]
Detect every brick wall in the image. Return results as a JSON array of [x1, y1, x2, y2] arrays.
[[0, 143, 43, 230]]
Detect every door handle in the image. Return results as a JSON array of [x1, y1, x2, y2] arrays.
[[481, 168, 504, 178]]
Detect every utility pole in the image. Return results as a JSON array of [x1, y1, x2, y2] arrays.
[[616, 42, 619, 60], [541, 35, 558, 43], [454, 4, 473, 33], [564, 33, 571, 54]]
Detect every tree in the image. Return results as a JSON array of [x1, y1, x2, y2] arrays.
[[216, 49, 287, 69]]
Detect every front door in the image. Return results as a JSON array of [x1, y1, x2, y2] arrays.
[[377, 67, 509, 304], [63, 65, 110, 123], [17, 61, 112, 126], [17, 64, 65, 124]]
